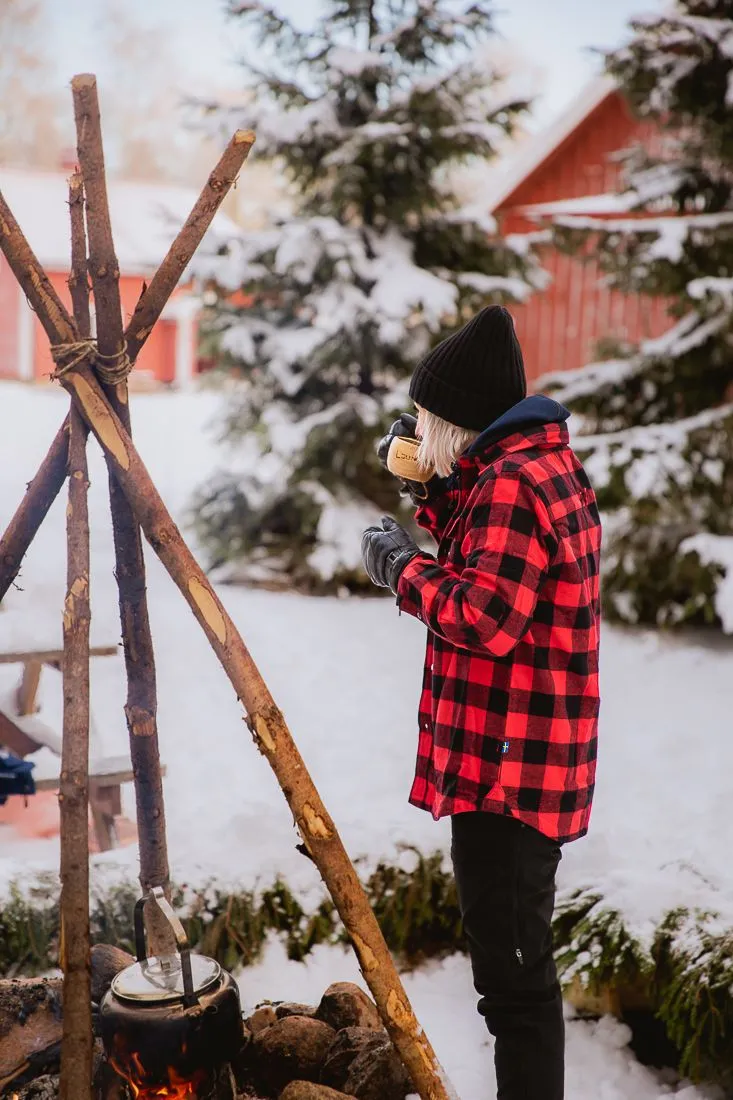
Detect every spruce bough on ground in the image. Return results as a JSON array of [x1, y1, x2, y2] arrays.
[[545, 0, 733, 631], [191, 0, 542, 591], [5, 858, 733, 1089]]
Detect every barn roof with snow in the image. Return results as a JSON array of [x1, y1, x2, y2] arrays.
[[0, 166, 238, 277], [487, 77, 671, 378]]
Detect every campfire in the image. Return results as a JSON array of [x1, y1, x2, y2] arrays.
[[108, 1055, 206, 1099], [108, 1056, 206, 1100], [99, 890, 242, 1100]]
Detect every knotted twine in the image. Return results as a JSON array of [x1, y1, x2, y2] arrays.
[[50, 339, 132, 385]]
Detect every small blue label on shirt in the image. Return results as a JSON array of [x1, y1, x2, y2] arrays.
[[501, 740, 510, 755]]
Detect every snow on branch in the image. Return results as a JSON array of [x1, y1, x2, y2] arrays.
[[614, 9, 733, 116], [248, 96, 343, 150], [577, 403, 733, 500], [555, 210, 733, 269], [680, 533, 733, 631], [455, 271, 533, 301], [327, 46, 390, 78], [688, 276, 733, 309], [198, 217, 461, 366], [542, 312, 730, 405]]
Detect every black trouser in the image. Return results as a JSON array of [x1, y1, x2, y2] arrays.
[[451, 811, 564, 1100]]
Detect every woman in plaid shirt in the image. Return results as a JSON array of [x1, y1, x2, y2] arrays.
[[362, 306, 601, 1100]]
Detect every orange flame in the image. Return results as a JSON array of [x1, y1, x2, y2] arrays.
[[110, 1049, 207, 1099]]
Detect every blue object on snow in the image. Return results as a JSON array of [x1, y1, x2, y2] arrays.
[[0, 752, 36, 805]]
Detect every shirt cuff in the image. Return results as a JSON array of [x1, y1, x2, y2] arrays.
[[396, 554, 431, 619]]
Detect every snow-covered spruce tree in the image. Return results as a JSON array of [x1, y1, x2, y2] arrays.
[[192, 0, 540, 592], [546, 1, 733, 630]]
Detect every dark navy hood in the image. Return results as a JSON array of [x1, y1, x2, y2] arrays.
[[467, 395, 570, 455]]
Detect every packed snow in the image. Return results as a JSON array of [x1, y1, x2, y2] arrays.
[[0, 383, 730, 1099]]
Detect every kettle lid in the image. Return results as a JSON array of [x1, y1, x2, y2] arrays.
[[111, 953, 221, 1004]]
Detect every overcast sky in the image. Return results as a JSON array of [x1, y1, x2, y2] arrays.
[[47, 0, 664, 131]]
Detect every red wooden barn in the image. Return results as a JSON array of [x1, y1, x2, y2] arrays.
[[0, 162, 238, 387], [489, 77, 672, 384]]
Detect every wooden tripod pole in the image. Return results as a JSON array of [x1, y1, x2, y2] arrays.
[[58, 170, 93, 1100], [0, 128, 254, 608], [57, 361, 458, 1100], [72, 73, 172, 952], [0, 189, 79, 606], [0, 423, 70, 605]]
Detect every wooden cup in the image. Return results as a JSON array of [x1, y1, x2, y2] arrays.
[[386, 436, 435, 482]]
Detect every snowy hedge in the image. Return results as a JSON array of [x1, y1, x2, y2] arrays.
[[5, 860, 733, 1088]]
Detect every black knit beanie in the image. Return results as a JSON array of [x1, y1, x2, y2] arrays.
[[409, 306, 527, 431]]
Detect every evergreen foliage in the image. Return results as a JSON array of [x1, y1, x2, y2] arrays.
[[192, 0, 539, 590], [547, 1, 733, 630]]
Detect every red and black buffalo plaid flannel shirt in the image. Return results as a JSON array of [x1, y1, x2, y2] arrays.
[[396, 412, 601, 843]]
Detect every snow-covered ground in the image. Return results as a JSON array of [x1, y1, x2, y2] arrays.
[[242, 939, 718, 1100], [0, 382, 729, 1098]]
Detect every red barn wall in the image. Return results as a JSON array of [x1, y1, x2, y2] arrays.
[[495, 91, 672, 382]]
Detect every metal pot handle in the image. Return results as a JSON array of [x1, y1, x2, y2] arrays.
[[134, 887, 197, 1006]]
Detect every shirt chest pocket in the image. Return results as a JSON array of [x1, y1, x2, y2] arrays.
[[438, 517, 467, 569]]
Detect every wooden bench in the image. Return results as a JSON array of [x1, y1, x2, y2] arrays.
[[0, 646, 145, 851]]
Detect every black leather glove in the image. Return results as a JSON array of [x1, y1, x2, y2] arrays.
[[376, 414, 430, 503], [361, 516, 421, 592]]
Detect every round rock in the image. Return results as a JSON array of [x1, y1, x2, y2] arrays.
[[246, 1004, 278, 1034], [343, 1033, 411, 1100], [276, 1001, 318, 1020], [320, 1027, 386, 1091], [316, 982, 382, 1032], [279, 1084, 353, 1100], [253, 1014, 336, 1094]]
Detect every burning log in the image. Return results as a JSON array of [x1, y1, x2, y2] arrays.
[[0, 978, 63, 1090], [0, 948, 134, 1092]]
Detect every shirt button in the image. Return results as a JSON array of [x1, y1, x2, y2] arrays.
[[417, 613, 423, 621]]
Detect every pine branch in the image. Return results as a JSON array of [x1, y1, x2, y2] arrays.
[[227, 0, 314, 54]]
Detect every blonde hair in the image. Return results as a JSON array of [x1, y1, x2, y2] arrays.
[[415, 407, 479, 478]]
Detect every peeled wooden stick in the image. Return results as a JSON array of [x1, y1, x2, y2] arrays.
[[68, 172, 91, 338], [59, 170, 93, 1100], [73, 73, 171, 953], [57, 361, 458, 1100], [125, 128, 255, 363], [59, 413, 92, 1100]]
